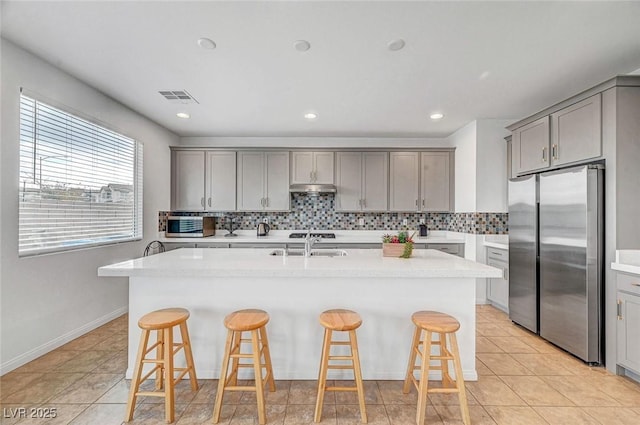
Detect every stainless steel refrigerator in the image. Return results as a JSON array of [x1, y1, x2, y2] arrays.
[[508, 164, 603, 364]]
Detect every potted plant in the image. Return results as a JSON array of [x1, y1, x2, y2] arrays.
[[382, 231, 415, 258]]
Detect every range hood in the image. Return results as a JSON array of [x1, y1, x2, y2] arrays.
[[289, 183, 337, 195]]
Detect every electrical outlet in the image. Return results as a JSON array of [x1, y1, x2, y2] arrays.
[[358, 218, 365, 226], [402, 219, 408, 226], [263, 218, 269, 224], [419, 218, 426, 224]]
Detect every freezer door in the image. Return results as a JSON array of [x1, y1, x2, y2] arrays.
[[539, 165, 602, 363], [508, 175, 538, 333]]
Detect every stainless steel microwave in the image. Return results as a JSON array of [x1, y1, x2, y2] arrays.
[[165, 216, 216, 238]]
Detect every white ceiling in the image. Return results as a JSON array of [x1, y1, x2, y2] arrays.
[[2, 1, 640, 138]]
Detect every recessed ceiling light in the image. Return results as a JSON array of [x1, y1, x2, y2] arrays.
[[176, 112, 190, 119], [388, 39, 405, 51], [479, 71, 491, 80], [197, 38, 216, 50], [304, 112, 318, 120], [294, 40, 311, 52], [430, 113, 444, 120]]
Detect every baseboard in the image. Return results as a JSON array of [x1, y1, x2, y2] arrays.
[[0, 306, 128, 376]]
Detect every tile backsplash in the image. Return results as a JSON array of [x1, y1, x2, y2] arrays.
[[159, 193, 508, 234]]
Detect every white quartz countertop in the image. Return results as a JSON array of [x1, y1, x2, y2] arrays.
[[611, 250, 640, 275], [483, 235, 509, 250], [99, 248, 501, 279], [158, 230, 466, 245]]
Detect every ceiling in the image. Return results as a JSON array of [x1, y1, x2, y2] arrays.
[[2, 1, 640, 138]]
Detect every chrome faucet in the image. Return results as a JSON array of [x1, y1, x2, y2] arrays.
[[304, 230, 321, 257]]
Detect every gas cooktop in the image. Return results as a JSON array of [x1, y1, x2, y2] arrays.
[[288, 232, 336, 239]]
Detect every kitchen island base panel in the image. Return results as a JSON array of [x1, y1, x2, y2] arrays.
[[126, 276, 477, 381]]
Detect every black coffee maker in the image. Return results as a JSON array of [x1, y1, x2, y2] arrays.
[[418, 224, 428, 237]]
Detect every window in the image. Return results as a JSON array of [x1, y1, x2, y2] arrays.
[[19, 93, 143, 256]]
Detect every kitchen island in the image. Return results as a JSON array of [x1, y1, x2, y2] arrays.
[[98, 248, 500, 381]]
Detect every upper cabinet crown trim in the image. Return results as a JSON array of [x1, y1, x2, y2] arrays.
[[507, 75, 640, 131]]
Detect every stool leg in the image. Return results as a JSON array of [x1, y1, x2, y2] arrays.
[[179, 321, 199, 391], [259, 326, 276, 392], [449, 332, 471, 425], [314, 328, 332, 423], [416, 331, 432, 425], [164, 327, 175, 423], [156, 329, 164, 391], [252, 329, 267, 425], [349, 330, 367, 424], [212, 329, 233, 424], [439, 333, 454, 388], [403, 326, 421, 394], [125, 329, 149, 422], [229, 331, 241, 386]]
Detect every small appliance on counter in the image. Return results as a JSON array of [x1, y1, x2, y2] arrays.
[[165, 216, 215, 238], [257, 222, 270, 236], [418, 224, 428, 237]]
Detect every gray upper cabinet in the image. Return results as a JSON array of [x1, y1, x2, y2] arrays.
[[421, 152, 453, 212], [237, 151, 290, 211], [550, 94, 602, 167], [205, 151, 236, 211], [336, 152, 388, 211], [172, 150, 236, 211], [291, 151, 334, 184], [389, 152, 420, 211], [513, 116, 550, 174], [512, 93, 603, 176]]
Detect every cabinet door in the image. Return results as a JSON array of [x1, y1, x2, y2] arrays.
[[421, 152, 451, 212], [205, 151, 236, 211], [617, 292, 640, 374], [362, 152, 389, 211], [291, 152, 314, 184], [389, 152, 419, 212], [237, 152, 265, 211], [487, 259, 509, 312], [551, 94, 602, 167], [514, 116, 550, 174], [335, 152, 363, 211], [265, 151, 290, 211], [172, 150, 205, 211], [313, 152, 335, 184]]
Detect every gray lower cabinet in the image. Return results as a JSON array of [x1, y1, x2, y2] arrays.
[[426, 243, 464, 258], [617, 271, 640, 374], [486, 247, 509, 312]]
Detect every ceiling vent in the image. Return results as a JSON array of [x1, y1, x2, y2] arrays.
[[158, 90, 199, 104]]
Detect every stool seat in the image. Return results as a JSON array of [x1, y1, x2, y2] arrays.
[[224, 309, 270, 331], [411, 311, 460, 333], [138, 308, 190, 330], [319, 309, 362, 331]]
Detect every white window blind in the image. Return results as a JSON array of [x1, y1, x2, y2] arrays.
[[19, 94, 143, 256]]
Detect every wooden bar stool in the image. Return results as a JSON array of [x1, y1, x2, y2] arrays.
[[403, 311, 470, 425], [125, 308, 198, 423], [315, 309, 367, 423], [212, 309, 275, 425]]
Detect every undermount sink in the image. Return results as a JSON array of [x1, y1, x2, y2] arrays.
[[269, 249, 348, 257]]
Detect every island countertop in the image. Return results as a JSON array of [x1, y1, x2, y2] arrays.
[[98, 247, 502, 279]]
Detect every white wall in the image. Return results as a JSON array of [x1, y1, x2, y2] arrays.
[[446, 121, 477, 212], [476, 120, 512, 212], [0, 39, 178, 374]]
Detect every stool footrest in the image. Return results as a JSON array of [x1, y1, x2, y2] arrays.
[[428, 387, 460, 394], [330, 341, 351, 346], [136, 391, 166, 398], [328, 355, 354, 361], [327, 365, 354, 370], [326, 386, 358, 392], [224, 385, 253, 392], [143, 341, 162, 356]]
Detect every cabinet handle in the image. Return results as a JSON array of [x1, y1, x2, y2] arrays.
[[422, 199, 425, 207], [631, 283, 640, 287], [314, 170, 317, 182], [552, 144, 558, 160], [362, 199, 366, 208], [542, 147, 547, 162], [310, 171, 314, 182], [504, 267, 509, 281], [201, 197, 205, 207], [415, 199, 418, 207], [265, 197, 269, 207], [260, 198, 264, 207], [208, 197, 212, 207], [617, 300, 623, 320]]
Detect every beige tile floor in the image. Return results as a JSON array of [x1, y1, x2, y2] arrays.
[[2, 305, 640, 424]]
